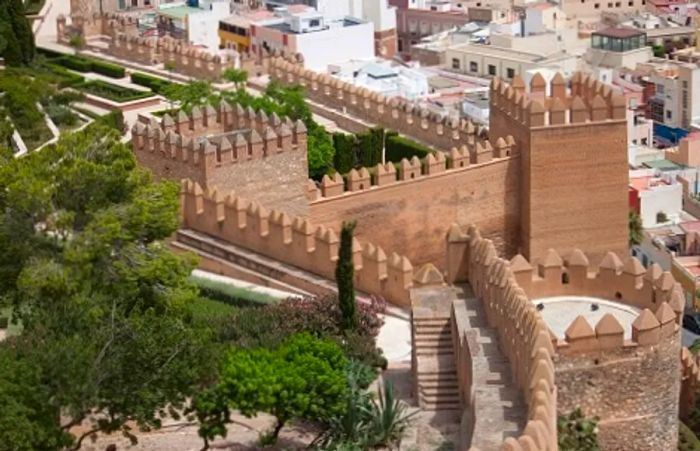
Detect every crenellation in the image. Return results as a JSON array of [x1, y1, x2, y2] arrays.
[[179, 181, 415, 305]]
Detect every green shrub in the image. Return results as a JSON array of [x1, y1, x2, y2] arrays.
[[680, 422, 700, 451], [36, 47, 63, 59], [385, 132, 433, 162], [76, 80, 153, 103], [130, 72, 175, 95], [42, 63, 84, 87], [188, 275, 277, 307], [54, 55, 125, 78], [558, 408, 600, 451], [55, 55, 92, 72], [0, 317, 8, 329], [90, 59, 125, 78]]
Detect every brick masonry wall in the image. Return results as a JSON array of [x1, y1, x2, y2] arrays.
[[208, 151, 310, 217], [554, 334, 680, 451], [527, 122, 629, 264], [309, 157, 521, 268]]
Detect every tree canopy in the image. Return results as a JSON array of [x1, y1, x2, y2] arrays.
[[0, 0, 35, 66], [0, 125, 209, 450]]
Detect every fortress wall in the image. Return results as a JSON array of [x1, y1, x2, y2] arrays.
[[459, 226, 559, 451], [132, 103, 310, 216], [308, 156, 521, 269], [180, 181, 421, 306], [681, 348, 700, 421], [448, 229, 684, 451], [268, 58, 498, 153]]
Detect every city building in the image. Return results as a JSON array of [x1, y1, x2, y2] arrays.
[[328, 61, 430, 99], [557, 0, 647, 21], [156, 0, 231, 50], [584, 26, 653, 69], [264, 0, 399, 58], [250, 9, 375, 70], [637, 58, 700, 130], [629, 170, 683, 227]]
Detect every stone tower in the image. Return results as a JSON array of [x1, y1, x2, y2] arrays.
[[489, 72, 629, 264]]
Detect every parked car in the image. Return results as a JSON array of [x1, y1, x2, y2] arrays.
[[683, 313, 700, 335]]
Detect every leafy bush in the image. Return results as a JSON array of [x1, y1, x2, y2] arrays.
[[680, 422, 700, 451], [36, 62, 85, 87], [188, 274, 277, 307], [76, 80, 154, 103], [385, 131, 432, 162], [217, 295, 386, 369], [55, 55, 92, 72], [53, 55, 125, 78], [44, 104, 79, 128], [90, 59, 125, 78], [130, 72, 175, 95], [558, 408, 600, 451], [197, 333, 349, 444], [87, 111, 125, 132]]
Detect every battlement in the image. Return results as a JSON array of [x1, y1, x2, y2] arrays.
[[458, 224, 558, 451], [490, 72, 627, 128], [268, 57, 503, 153], [309, 137, 516, 200], [681, 347, 700, 420], [180, 180, 425, 306]]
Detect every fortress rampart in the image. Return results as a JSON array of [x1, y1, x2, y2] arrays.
[[489, 73, 629, 264], [180, 180, 424, 306], [681, 348, 700, 421], [132, 102, 309, 216], [309, 137, 516, 199], [268, 57, 496, 153], [447, 225, 683, 451], [308, 153, 521, 268]]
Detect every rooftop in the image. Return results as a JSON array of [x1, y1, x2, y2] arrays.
[[643, 159, 684, 171], [533, 296, 640, 339], [157, 5, 201, 20], [629, 174, 675, 191], [593, 26, 646, 39], [263, 17, 363, 34]]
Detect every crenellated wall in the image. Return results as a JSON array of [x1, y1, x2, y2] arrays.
[[681, 348, 700, 421], [453, 224, 558, 451], [268, 57, 498, 153], [489, 72, 629, 265], [308, 152, 521, 269], [180, 180, 421, 306], [447, 225, 683, 451], [132, 102, 309, 216]]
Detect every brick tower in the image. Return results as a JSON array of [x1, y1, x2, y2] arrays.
[[489, 72, 629, 264]]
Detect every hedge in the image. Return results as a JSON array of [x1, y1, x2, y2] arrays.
[[42, 63, 85, 88], [130, 72, 175, 95], [76, 80, 154, 103], [385, 131, 433, 162], [54, 55, 126, 78]]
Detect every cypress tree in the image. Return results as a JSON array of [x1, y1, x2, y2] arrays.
[[0, 0, 35, 66], [336, 221, 357, 331]]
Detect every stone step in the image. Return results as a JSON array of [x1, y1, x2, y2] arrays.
[[419, 395, 462, 408], [418, 379, 460, 390], [419, 387, 461, 398], [414, 337, 452, 346], [416, 357, 456, 375], [413, 328, 451, 336], [416, 372, 459, 382], [415, 348, 453, 356]]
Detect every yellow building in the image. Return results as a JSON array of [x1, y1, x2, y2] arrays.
[[218, 16, 251, 51]]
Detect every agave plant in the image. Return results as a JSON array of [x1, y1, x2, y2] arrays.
[[364, 380, 418, 448]]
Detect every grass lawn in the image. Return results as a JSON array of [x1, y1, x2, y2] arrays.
[[0, 307, 23, 336], [189, 274, 278, 307]]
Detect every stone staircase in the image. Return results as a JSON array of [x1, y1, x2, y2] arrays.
[[455, 285, 526, 449], [412, 301, 461, 411]]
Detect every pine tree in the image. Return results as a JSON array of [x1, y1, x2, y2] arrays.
[[336, 221, 358, 331]]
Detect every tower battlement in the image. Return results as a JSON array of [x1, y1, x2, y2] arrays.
[[490, 72, 627, 128]]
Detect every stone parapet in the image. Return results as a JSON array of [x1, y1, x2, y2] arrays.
[[457, 225, 558, 451], [310, 137, 516, 200], [681, 347, 700, 421], [490, 72, 627, 128], [268, 57, 506, 153], [180, 180, 425, 306]]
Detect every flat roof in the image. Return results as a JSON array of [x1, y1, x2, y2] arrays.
[[533, 296, 640, 339], [643, 159, 683, 170], [263, 17, 363, 34], [158, 5, 201, 19], [593, 26, 646, 39]]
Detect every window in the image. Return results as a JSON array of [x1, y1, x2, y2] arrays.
[[628, 1, 633, 5], [469, 61, 478, 72], [666, 110, 673, 119], [488, 64, 496, 76], [615, 1, 621, 6], [608, 2, 613, 7], [507, 68, 515, 78], [683, 81, 689, 88], [452, 58, 460, 69], [641, 137, 648, 145], [398, 39, 403, 52], [309, 19, 320, 27], [632, 139, 637, 144], [594, 3, 600, 8]]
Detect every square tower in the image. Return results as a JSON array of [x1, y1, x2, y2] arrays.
[[489, 72, 629, 264]]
